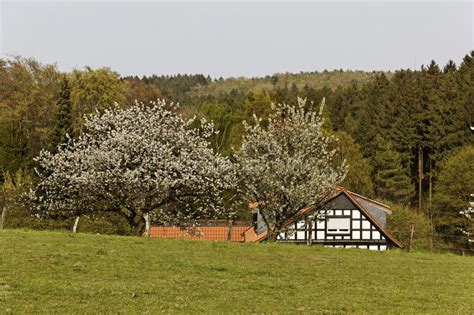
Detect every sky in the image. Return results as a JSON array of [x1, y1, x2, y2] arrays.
[[1, 1, 472, 78]]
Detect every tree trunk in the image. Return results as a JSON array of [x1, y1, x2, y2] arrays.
[[131, 215, 146, 237], [267, 227, 280, 242], [227, 219, 233, 241], [144, 213, 151, 238], [418, 144, 424, 212], [72, 216, 80, 233], [0, 207, 6, 230], [428, 159, 434, 252], [307, 219, 313, 245], [428, 159, 433, 213]]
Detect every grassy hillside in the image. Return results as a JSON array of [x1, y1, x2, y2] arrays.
[[189, 70, 391, 97], [1, 230, 472, 314]]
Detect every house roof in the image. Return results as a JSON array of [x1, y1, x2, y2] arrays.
[[349, 192, 392, 228], [334, 189, 403, 248], [252, 188, 403, 248]]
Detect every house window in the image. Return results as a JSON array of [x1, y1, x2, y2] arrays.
[[252, 212, 258, 229], [326, 217, 350, 235], [362, 220, 371, 229]]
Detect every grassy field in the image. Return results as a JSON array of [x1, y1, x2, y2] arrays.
[[0, 229, 472, 314]]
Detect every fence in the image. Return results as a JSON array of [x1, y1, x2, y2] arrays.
[[149, 226, 251, 242]]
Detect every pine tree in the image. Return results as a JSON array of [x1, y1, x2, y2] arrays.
[[372, 136, 414, 204], [443, 60, 457, 73], [50, 77, 73, 152]]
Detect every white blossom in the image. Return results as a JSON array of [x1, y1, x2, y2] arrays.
[[29, 100, 237, 235], [236, 97, 347, 240]]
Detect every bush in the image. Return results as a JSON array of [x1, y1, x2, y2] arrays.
[[433, 145, 474, 249], [1, 170, 130, 235], [387, 202, 432, 250], [5, 211, 131, 235]]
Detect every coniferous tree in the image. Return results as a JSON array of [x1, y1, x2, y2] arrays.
[[50, 77, 73, 153], [443, 60, 457, 73], [389, 70, 422, 203], [372, 136, 414, 204], [419, 61, 442, 210]]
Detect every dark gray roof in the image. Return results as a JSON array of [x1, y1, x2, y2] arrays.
[[351, 194, 391, 228]]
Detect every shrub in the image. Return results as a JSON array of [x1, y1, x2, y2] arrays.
[[387, 202, 431, 250]]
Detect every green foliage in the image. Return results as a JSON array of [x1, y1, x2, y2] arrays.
[[49, 77, 73, 152], [189, 70, 386, 98], [372, 136, 414, 204], [0, 169, 129, 234], [69, 67, 128, 135], [1, 169, 34, 228], [240, 91, 273, 121], [1, 229, 473, 313], [123, 76, 162, 105], [0, 52, 472, 238], [387, 203, 431, 249], [143, 73, 208, 104], [434, 145, 474, 246], [0, 57, 63, 177], [332, 131, 374, 196], [197, 100, 242, 155]]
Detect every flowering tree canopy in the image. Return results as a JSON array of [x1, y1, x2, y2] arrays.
[[236, 98, 347, 240], [30, 100, 236, 235]]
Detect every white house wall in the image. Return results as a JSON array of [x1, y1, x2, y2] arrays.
[[276, 208, 390, 251]]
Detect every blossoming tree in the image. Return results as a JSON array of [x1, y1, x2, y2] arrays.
[[30, 100, 236, 236], [236, 98, 347, 240]]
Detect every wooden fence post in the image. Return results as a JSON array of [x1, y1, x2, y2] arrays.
[[408, 225, 415, 253], [0, 207, 6, 230], [72, 216, 80, 233]]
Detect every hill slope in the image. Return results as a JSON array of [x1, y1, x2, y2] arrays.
[[0, 229, 472, 313], [189, 70, 390, 97]]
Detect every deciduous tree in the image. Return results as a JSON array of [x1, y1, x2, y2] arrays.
[[332, 131, 374, 197], [69, 67, 128, 135], [30, 100, 236, 236], [434, 145, 474, 247], [372, 135, 414, 204], [237, 98, 347, 240]]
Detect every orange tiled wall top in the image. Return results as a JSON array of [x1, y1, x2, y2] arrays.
[[149, 226, 251, 242]]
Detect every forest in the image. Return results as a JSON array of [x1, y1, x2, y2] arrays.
[[0, 52, 472, 252]]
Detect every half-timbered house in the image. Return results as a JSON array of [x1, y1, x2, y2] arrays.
[[244, 188, 403, 250]]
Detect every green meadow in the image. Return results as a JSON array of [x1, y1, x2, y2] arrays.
[[1, 229, 472, 314]]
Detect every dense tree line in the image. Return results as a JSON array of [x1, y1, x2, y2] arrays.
[[0, 52, 472, 250]]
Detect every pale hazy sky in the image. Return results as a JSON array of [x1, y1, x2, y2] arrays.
[[1, 1, 472, 78]]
